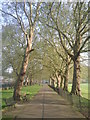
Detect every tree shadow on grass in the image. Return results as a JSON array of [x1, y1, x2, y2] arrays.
[[1, 116, 13, 120], [2, 91, 13, 94]]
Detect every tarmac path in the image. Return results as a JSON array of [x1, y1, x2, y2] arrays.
[[3, 84, 86, 119]]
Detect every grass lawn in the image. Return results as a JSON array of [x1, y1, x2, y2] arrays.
[[2, 84, 42, 109], [68, 83, 89, 99]]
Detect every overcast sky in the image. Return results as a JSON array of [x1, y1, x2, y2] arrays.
[[0, 0, 89, 3]]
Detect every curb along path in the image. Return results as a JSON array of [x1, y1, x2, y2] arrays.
[[3, 84, 86, 119]]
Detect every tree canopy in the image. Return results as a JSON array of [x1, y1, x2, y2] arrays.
[[1, 2, 89, 99]]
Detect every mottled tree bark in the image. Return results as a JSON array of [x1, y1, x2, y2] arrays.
[[71, 56, 81, 96], [13, 30, 33, 100], [63, 63, 69, 91], [71, 21, 82, 96], [12, 2, 41, 101]]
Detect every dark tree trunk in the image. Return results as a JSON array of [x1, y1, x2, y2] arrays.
[[60, 76, 63, 88], [63, 63, 69, 91], [71, 28, 82, 96], [57, 79, 60, 88], [52, 80, 55, 87], [30, 79, 32, 86], [24, 77, 29, 86], [71, 56, 81, 96]]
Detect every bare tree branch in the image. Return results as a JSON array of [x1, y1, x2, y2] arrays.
[[46, 23, 73, 59], [24, 1, 30, 26], [57, 30, 73, 59], [76, 36, 90, 57], [33, 3, 41, 27], [59, 30, 73, 49], [79, 24, 87, 33], [27, 2, 33, 27], [81, 27, 90, 36], [0, 9, 17, 19], [15, 2, 26, 35]]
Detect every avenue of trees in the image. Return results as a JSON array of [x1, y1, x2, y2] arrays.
[[1, 2, 89, 100]]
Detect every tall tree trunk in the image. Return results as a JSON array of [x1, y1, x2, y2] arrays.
[[58, 75, 61, 88], [57, 79, 58, 88], [71, 56, 81, 96], [25, 77, 29, 86], [52, 79, 55, 87], [30, 79, 33, 86], [60, 75, 63, 88], [63, 63, 69, 91], [13, 47, 30, 100], [49, 78, 52, 86], [55, 73, 59, 88], [56, 77, 60, 88], [13, 31, 33, 101], [71, 26, 82, 96]]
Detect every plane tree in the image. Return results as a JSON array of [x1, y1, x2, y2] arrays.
[[37, 31, 70, 89], [41, 2, 89, 96], [38, 15, 73, 91], [1, 2, 42, 100]]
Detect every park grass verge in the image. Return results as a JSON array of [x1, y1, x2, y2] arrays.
[[50, 84, 90, 118], [68, 83, 89, 100], [2, 84, 42, 109]]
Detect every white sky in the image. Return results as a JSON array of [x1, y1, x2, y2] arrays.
[[0, 0, 89, 2], [80, 53, 89, 66]]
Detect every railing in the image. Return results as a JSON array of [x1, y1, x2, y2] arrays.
[[49, 85, 90, 119]]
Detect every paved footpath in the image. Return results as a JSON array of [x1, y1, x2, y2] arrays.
[[3, 85, 86, 119]]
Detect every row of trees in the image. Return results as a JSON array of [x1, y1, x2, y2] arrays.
[[1, 2, 89, 100], [37, 2, 89, 96]]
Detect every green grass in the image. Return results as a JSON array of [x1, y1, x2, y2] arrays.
[[68, 83, 89, 99], [2, 84, 42, 109], [21, 84, 42, 97], [1, 115, 13, 120], [2, 89, 14, 109]]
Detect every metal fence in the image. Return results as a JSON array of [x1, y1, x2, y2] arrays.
[[49, 85, 90, 119]]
